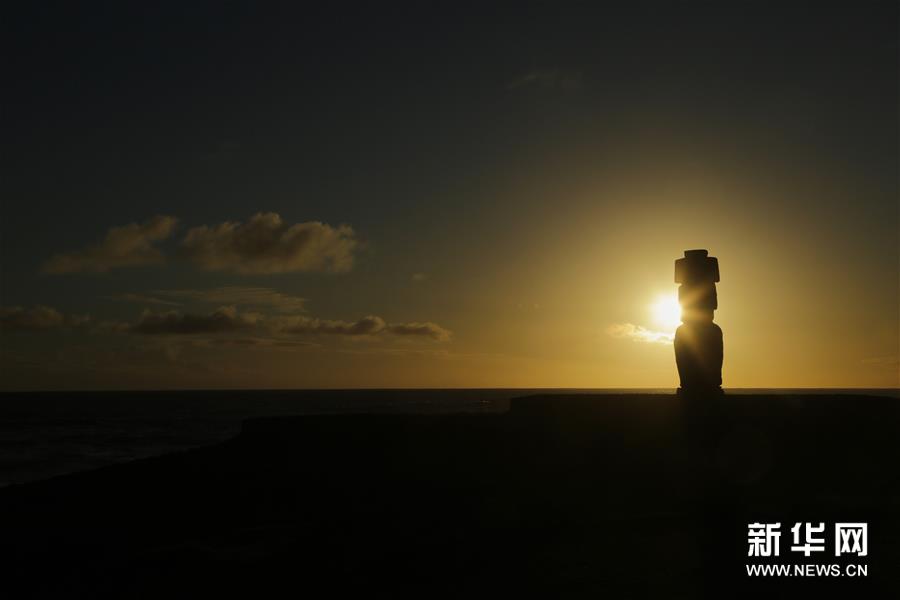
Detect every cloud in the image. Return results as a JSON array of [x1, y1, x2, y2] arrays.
[[606, 323, 674, 345], [179, 213, 357, 274], [4, 299, 451, 345], [42, 213, 358, 277], [114, 287, 307, 312], [43, 216, 178, 273], [130, 306, 260, 335], [276, 314, 387, 336], [217, 338, 313, 347], [152, 287, 307, 312], [190, 337, 317, 349], [507, 68, 583, 91], [0, 305, 90, 332], [110, 293, 182, 306], [274, 315, 452, 341], [128, 310, 453, 342], [386, 322, 452, 341]]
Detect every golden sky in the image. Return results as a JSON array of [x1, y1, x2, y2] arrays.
[[2, 4, 897, 389]]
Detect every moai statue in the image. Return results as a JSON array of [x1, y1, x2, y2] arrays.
[[674, 249, 723, 394]]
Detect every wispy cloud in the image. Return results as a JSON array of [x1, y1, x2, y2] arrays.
[[606, 323, 674, 345], [276, 314, 386, 336], [148, 287, 307, 312], [109, 293, 182, 307], [179, 213, 357, 274], [130, 306, 261, 335], [385, 321, 452, 341], [43, 216, 178, 274], [97, 307, 452, 343], [273, 315, 452, 341], [44, 213, 359, 277], [0, 305, 90, 332], [194, 337, 318, 349]]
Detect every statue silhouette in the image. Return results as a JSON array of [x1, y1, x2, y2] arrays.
[[674, 249, 723, 394]]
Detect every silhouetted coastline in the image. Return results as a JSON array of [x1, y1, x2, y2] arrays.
[[1, 391, 897, 598]]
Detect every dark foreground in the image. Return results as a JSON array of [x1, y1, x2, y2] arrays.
[[1, 394, 897, 598]]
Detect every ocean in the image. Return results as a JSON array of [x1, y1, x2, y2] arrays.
[[0, 388, 896, 486]]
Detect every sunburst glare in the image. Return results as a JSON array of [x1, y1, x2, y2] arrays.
[[651, 293, 682, 332]]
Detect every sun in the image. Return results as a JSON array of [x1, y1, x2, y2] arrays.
[[651, 294, 682, 331]]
